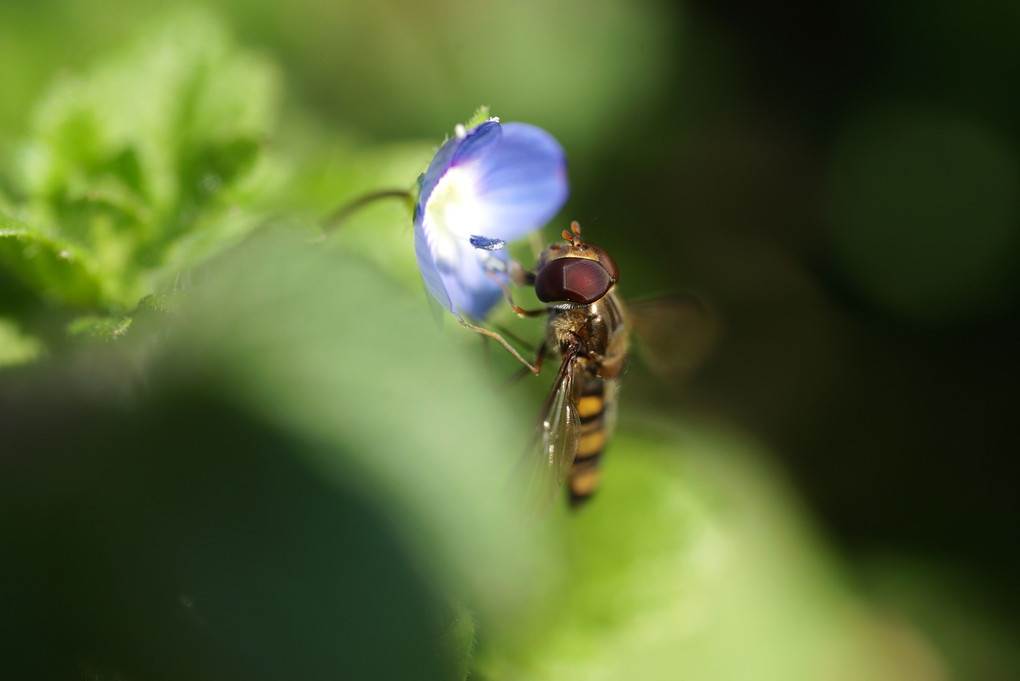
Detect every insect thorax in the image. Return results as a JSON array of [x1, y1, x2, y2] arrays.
[[547, 303, 611, 359]]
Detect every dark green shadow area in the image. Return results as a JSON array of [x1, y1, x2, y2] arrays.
[[0, 368, 445, 681]]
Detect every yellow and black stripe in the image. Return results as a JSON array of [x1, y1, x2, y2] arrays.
[[568, 382, 609, 507]]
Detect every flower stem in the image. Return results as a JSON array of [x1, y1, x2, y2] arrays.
[[321, 189, 414, 233]]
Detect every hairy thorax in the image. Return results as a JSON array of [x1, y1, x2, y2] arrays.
[[546, 290, 628, 380]]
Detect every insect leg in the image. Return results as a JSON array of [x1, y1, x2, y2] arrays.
[[485, 269, 547, 317], [491, 323, 537, 354], [459, 320, 541, 375], [504, 339, 547, 386]]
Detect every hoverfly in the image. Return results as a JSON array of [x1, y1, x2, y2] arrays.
[[526, 221, 628, 508], [488, 221, 629, 509], [475, 220, 716, 511], [491, 221, 716, 511]]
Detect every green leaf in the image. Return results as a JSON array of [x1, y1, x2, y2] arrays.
[[0, 213, 108, 307], [13, 7, 282, 311], [439, 601, 477, 681], [67, 314, 132, 341], [21, 7, 279, 214], [0, 317, 44, 367], [1, 224, 533, 679], [164, 227, 554, 619], [0, 375, 454, 681], [474, 426, 933, 680]]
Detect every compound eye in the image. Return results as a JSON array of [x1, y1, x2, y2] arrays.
[[535, 257, 614, 304], [588, 244, 619, 282]]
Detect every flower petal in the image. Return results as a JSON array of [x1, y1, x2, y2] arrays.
[[415, 220, 508, 320], [450, 120, 502, 168], [414, 220, 456, 316], [416, 121, 502, 222], [440, 243, 506, 320], [455, 122, 568, 242]]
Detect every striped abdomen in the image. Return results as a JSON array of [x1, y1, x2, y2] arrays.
[[567, 371, 619, 507]]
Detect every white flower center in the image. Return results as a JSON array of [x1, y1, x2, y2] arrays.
[[423, 165, 485, 271]]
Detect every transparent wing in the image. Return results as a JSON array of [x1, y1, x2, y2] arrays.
[[517, 351, 581, 515], [627, 293, 719, 380]]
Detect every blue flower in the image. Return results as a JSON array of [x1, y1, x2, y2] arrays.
[[414, 119, 568, 320]]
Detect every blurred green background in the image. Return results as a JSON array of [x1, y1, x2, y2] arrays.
[[1, 1, 1017, 679]]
